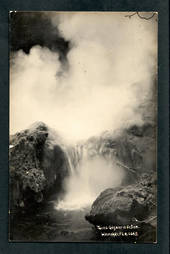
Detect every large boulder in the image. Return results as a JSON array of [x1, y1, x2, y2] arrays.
[[85, 173, 157, 242], [9, 122, 70, 213]]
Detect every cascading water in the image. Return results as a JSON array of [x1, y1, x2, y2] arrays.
[[65, 145, 83, 174], [56, 144, 125, 211]]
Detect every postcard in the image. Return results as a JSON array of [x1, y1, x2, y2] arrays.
[[9, 11, 158, 242]]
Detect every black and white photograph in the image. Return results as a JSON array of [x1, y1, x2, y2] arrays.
[[9, 11, 157, 242]]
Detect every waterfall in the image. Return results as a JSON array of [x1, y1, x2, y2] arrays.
[[56, 143, 125, 211], [66, 145, 83, 175], [66, 152, 75, 175]]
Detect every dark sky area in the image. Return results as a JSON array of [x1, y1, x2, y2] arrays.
[[9, 12, 71, 63]]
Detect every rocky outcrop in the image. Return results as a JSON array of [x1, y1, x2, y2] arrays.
[[83, 122, 156, 184], [9, 122, 70, 213], [85, 173, 157, 242]]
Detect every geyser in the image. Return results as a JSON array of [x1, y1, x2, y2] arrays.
[[56, 150, 125, 211], [10, 12, 157, 142]]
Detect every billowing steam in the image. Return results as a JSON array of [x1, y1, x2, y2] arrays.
[[10, 12, 157, 210], [57, 155, 125, 210], [10, 12, 157, 143]]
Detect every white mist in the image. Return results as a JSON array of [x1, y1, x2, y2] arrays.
[[56, 153, 125, 211]]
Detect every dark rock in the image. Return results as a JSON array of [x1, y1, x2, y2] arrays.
[[83, 122, 156, 185], [9, 122, 70, 214], [85, 173, 156, 242], [127, 123, 155, 138]]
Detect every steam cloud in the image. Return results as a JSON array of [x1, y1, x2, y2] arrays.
[[57, 156, 125, 210], [10, 12, 157, 143]]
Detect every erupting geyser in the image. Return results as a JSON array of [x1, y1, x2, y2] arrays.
[[56, 146, 125, 210]]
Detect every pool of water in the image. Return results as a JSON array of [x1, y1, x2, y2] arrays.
[[9, 203, 96, 242]]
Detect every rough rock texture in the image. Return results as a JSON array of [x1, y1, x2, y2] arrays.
[[82, 122, 156, 185], [85, 173, 157, 242], [9, 122, 70, 213], [59, 122, 156, 184]]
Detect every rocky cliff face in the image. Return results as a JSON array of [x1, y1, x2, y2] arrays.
[[84, 121, 157, 242], [86, 173, 156, 223], [9, 120, 156, 222], [82, 122, 156, 185], [58, 121, 156, 183], [85, 172, 157, 242], [9, 122, 70, 213]]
